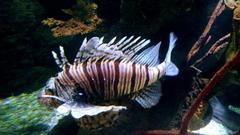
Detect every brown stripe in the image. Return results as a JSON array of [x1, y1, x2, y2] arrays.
[[126, 60, 132, 95], [62, 66, 74, 85], [157, 67, 161, 79], [120, 60, 126, 95], [139, 65, 144, 90], [113, 59, 120, 97], [96, 57, 105, 98], [60, 71, 69, 84], [119, 59, 128, 96], [139, 64, 147, 90], [55, 80, 70, 99], [58, 72, 65, 85], [82, 60, 99, 98], [144, 65, 149, 87], [78, 63, 94, 98], [76, 63, 91, 97], [65, 66, 77, 85], [102, 59, 110, 100], [108, 60, 113, 99], [76, 63, 89, 96], [71, 64, 84, 87], [87, 58, 100, 97], [134, 64, 141, 92], [124, 62, 131, 94], [109, 60, 115, 99], [130, 63, 136, 93], [91, 58, 101, 96]]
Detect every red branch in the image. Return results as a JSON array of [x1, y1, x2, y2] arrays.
[[180, 50, 240, 134], [187, 0, 225, 62], [192, 33, 231, 67]]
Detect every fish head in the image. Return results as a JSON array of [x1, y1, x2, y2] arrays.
[[38, 77, 66, 109]]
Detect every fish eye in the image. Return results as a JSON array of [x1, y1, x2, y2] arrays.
[[46, 88, 54, 92], [45, 87, 54, 92]]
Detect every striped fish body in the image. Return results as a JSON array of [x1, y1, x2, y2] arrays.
[[38, 33, 179, 129], [58, 57, 166, 101]]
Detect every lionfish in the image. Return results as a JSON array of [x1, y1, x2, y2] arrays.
[[38, 33, 179, 129]]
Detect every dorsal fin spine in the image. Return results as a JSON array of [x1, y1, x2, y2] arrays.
[[121, 36, 141, 51], [107, 37, 116, 46], [124, 39, 146, 54], [116, 36, 127, 46], [118, 36, 134, 49], [59, 46, 69, 65], [129, 40, 151, 58], [79, 38, 87, 51], [52, 51, 63, 69], [99, 36, 104, 44], [75, 38, 87, 63]]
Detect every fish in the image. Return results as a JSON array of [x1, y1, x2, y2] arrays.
[[38, 32, 179, 129], [210, 96, 240, 132]]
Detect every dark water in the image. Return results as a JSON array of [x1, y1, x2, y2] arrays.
[[0, 0, 239, 135]]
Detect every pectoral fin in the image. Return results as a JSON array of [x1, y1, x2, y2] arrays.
[[132, 81, 162, 108]]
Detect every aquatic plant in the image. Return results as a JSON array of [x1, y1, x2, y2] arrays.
[[133, 0, 240, 134]]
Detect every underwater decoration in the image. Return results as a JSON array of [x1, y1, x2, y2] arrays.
[[38, 33, 179, 129]]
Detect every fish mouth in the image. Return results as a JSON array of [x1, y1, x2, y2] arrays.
[[38, 88, 67, 108]]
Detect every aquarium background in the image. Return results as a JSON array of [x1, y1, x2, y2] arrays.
[[0, 0, 240, 135]]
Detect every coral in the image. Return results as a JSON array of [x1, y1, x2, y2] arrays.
[[224, 0, 238, 9], [233, 3, 240, 20], [191, 33, 230, 68], [42, 18, 100, 37], [41, 0, 102, 37], [187, 0, 226, 62], [224, 0, 240, 19]]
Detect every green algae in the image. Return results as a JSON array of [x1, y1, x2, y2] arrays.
[[0, 90, 65, 135]]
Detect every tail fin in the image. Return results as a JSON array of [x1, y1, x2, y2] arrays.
[[165, 32, 179, 76]]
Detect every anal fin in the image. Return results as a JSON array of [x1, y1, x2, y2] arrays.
[[132, 81, 162, 108]]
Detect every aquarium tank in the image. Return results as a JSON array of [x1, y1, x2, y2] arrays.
[[0, 0, 240, 135]]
